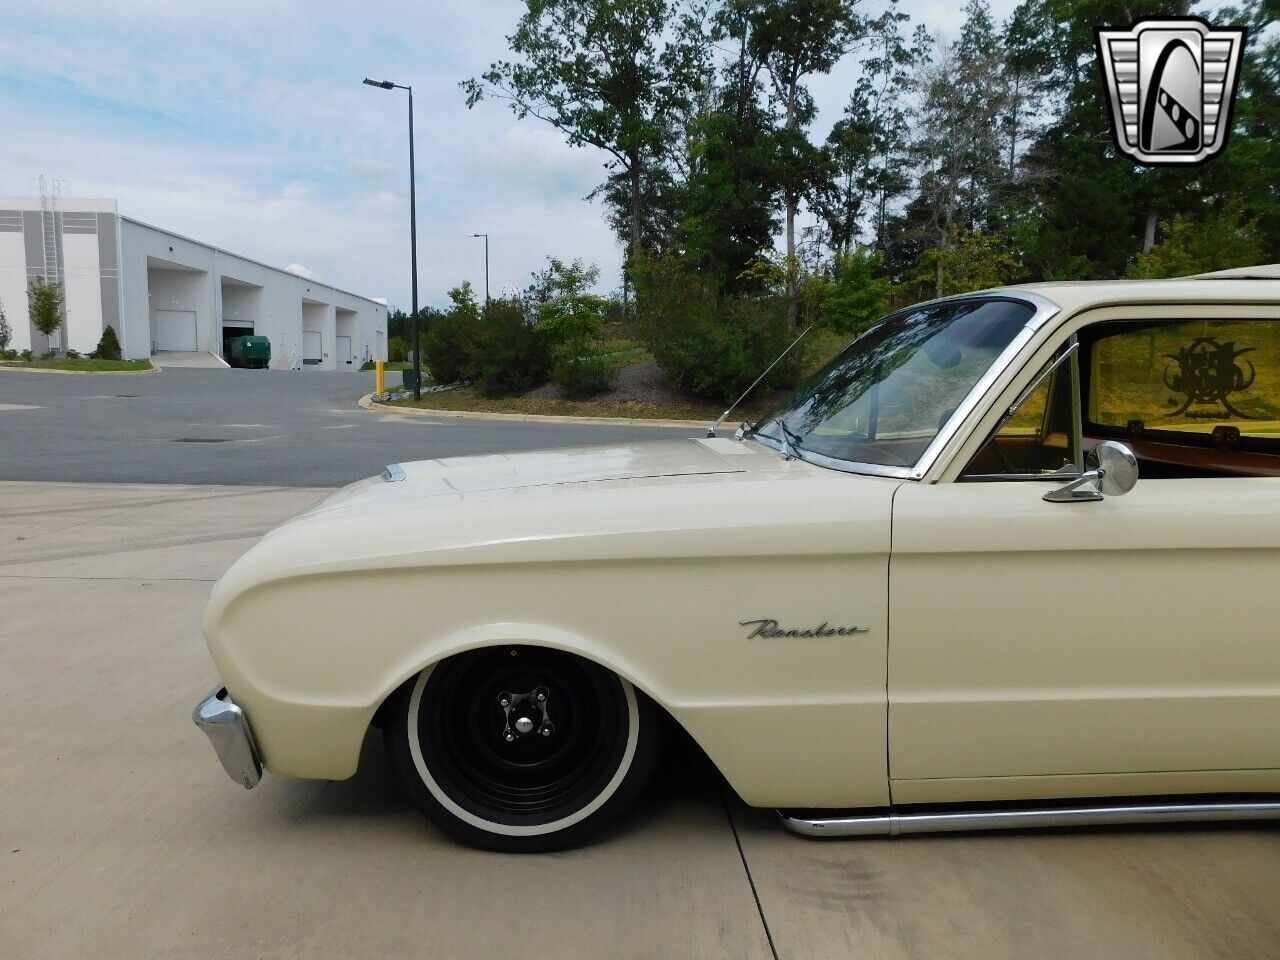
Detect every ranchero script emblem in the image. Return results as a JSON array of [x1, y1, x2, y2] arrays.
[[1096, 17, 1246, 166], [740, 619, 869, 639]]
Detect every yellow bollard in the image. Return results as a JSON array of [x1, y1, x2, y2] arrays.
[[375, 359, 385, 395]]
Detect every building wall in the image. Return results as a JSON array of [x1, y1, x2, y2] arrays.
[[0, 220, 29, 352], [0, 196, 384, 369], [221, 284, 261, 328], [0, 199, 121, 356], [146, 265, 210, 352], [62, 230, 105, 353], [335, 307, 359, 370], [119, 217, 385, 369]]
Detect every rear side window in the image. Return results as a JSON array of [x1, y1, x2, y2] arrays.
[[1085, 318, 1280, 447]]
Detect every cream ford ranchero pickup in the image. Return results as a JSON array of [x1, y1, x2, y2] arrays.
[[195, 269, 1280, 851]]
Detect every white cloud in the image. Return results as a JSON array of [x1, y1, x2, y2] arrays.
[[0, 0, 1015, 309]]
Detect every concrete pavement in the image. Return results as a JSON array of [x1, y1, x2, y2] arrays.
[[3, 481, 1280, 959]]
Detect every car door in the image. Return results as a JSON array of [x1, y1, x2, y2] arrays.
[[888, 312, 1280, 800]]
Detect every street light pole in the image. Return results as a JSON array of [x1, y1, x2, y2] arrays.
[[470, 233, 489, 304], [364, 76, 421, 401]]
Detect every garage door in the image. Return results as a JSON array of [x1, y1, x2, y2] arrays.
[[303, 330, 323, 365], [155, 310, 197, 352]]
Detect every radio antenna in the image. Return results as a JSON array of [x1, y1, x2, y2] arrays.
[[707, 325, 812, 438]]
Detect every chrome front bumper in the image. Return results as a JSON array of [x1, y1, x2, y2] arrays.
[[192, 687, 262, 789]]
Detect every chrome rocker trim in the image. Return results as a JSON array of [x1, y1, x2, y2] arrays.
[[193, 687, 263, 789], [778, 797, 1280, 838]]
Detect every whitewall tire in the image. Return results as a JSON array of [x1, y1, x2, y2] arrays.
[[385, 647, 663, 852]]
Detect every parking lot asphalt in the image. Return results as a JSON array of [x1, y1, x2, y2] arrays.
[[0, 367, 698, 487], [4, 481, 1280, 959]]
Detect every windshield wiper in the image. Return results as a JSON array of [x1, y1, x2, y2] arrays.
[[773, 418, 805, 461]]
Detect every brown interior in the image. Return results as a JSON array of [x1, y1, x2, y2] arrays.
[[1083, 436, 1280, 479]]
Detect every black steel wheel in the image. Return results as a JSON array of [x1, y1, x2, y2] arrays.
[[385, 647, 663, 852]]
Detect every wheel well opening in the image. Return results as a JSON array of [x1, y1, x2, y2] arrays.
[[363, 646, 729, 796]]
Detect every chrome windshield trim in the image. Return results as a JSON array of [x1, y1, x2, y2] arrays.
[[909, 292, 1061, 480], [745, 434, 915, 478], [382, 463, 407, 482], [748, 291, 1062, 481]]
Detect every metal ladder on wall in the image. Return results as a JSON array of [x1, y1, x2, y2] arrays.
[[37, 176, 64, 350]]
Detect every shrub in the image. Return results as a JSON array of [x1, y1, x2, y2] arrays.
[[554, 352, 616, 398], [635, 254, 806, 404], [423, 283, 481, 384], [65, 349, 81, 359], [915, 225, 1020, 297], [0, 299, 11, 352], [1125, 198, 1263, 279], [20, 349, 33, 361], [387, 336, 411, 363], [530, 258, 613, 397], [472, 296, 550, 396], [820, 248, 891, 335], [93, 325, 122, 360]]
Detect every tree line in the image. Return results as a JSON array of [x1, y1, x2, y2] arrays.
[[462, 0, 1276, 307], [386, 0, 1274, 407]]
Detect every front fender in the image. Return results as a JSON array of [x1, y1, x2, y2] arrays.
[[204, 473, 896, 807]]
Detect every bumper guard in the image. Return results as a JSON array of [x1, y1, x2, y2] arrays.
[[193, 687, 263, 789]]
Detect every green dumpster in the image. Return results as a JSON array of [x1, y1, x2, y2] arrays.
[[230, 335, 271, 369]]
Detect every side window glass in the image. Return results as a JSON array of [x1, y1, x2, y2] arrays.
[[962, 350, 1079, 478], [1089, 319, 1280, 443]]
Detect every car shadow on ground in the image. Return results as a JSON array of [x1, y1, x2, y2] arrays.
[[270, 722, 733, 844]]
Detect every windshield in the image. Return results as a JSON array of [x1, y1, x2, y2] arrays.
[[753, 297, 1035, 470]]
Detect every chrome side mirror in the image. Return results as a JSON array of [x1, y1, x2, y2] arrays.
[[1044, 440, 1139, 503]]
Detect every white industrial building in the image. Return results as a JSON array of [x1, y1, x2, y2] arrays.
[[0, 195, 387, 370]]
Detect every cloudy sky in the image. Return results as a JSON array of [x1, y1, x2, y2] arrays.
[[0, 0, 1017, 310]]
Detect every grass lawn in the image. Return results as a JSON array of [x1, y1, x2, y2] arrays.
[[386, 387, 749, 423], [0, 357, 154, 372]]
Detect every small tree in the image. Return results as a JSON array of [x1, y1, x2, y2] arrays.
[[472, 296, 550, 396], [915, 225, 1019, 297], [28, 277, 64, 349], [423, 283, 482, 384], [93, 324, 122, 360], [1125, 199, 1263, 280], [527, 258, 615, 395], [0, 298, 12, 353], [820, 247, 891, 335]]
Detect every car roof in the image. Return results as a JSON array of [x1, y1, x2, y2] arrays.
[[994, 269, 1280, 315], [1191, 264, 1280, 280]]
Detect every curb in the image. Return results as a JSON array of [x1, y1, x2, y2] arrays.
[[0, 361, 159, 375], [358, 393, 707, 428]]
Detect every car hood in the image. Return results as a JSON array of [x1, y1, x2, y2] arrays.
[[206, 436, 901, 636], [299, 438, 755, 518]]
